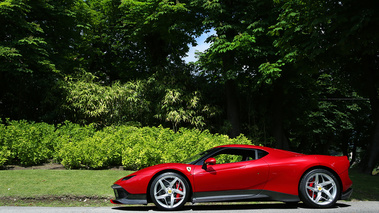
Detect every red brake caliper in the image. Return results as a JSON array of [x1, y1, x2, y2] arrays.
[[308, 177, 316, 198], [175, 182, 183, 202]]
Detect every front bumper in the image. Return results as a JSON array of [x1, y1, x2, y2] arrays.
[[110, 184, 147, 205], [341, 187, 353, 200]]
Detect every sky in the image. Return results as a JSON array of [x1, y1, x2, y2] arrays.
[[183, 30, 215, 63]]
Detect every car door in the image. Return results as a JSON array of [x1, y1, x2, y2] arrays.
[[192, 148, 269, 200]]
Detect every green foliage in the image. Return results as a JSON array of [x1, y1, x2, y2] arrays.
[[197, 0, 278, 83], [61, 71, 217, 130], [1, 120, 253, 170], [53, 121, 97, 167], [0, 0, 85, 122], [155, 89, 210, 131], [58, 125, 252, 170], [1, 120, 56, 166], [62, 74, 150, 126], [214, 154, 242, 164], [265, 0, 378, 159], [1, 0, 377, 172], [119, 0, 203, 66], [0, 0, 52, 74], [121, 127, 251, 170], [57, 125, 128, 169], [0, 120, 11, 167], [0, 146, 10, 167]]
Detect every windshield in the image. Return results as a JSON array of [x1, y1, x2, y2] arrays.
[[181, 148, 217, 164]]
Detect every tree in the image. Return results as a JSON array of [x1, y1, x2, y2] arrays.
[[0, 0, 61, 121], [118, 0, 204, 72], [196, 0, 280, 139], [269, 0, 379, 173]]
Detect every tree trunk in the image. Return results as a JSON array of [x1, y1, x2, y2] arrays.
[[364, 55, 379, 174], [225, 79, 241, 138], [350, 141, 357, 166], [271, 82, 290, 150], [365, 123, 379, 174], [365, 98, 379, 174], [220, 7, 241, 138], [341, 130, 349, 157]]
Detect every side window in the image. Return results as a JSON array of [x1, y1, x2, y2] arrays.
[[214, 154, 243, 164], [246, 156, 255, 161], [257, 150, 268, 159], [209, 148, 260, 165]]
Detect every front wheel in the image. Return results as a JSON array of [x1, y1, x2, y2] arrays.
[[299, 169, 340, 208], [150, 172, 189, 210]]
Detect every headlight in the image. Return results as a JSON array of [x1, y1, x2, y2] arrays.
[[122, 175, 135, 181]]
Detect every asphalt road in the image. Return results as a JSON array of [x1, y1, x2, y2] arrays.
[[1, 201, 378, 213]]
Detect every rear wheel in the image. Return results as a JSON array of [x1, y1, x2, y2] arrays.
[[299, 169, 340, 208], [150, 172, 189, 210]]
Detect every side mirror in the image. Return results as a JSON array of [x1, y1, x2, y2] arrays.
[[205, 157, 216, 165], [202, 157, 216, 170]]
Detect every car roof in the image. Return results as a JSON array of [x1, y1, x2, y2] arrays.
[[215, 144, 266, 150], [215, 144, 303, 156]]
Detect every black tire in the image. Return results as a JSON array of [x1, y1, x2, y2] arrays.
[[150, 172, 189, 210], [299, 169, 340, 208]]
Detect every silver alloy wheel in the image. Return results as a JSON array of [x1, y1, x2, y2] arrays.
[[153, 175, 187, 209], [305, 172, 337, 206]]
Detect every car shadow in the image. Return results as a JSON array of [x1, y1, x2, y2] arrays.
[[112, 202, 351, 211]]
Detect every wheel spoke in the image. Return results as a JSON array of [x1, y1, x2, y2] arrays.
[[314, 174, 319, 185], [170, 194, 175, 208], [155, 188, 164, 195], [315, 192, 322, 202], [320, 181, 333, 187], [306, 185, 317, 192], [309, 190, 315, 199], [169, 177, 178, 188], [173, 189, 185, 195], [156, 194, 169, 200], [158, 180, 167, 190], [322, 188, 333, 200], [319, 174, 324, 183], [164, 197, 169, 206]]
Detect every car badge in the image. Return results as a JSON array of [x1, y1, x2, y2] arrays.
[[186, 167, 191, 172]]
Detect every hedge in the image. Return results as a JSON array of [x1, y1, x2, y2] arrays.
[[0, 120, 254, 169]]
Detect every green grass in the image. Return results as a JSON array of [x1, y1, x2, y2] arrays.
[[0, 170, 132, 206], [0, 168, 377, 206], [349, 169, 379, 201]]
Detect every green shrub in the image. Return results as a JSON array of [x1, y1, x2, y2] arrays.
[[0, 146, 11, 167], [53, 122, 95, 149], [2, 120, 255, 170], [58, 125, 138, 169], [121, 126, 252, 170], [122, 126, 165, 170], [2, 120, 56, 166], [54, 122, 97, 168], [0, 120, 11, 167]]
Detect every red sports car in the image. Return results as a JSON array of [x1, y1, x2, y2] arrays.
[[111, 144, 353, 210]]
